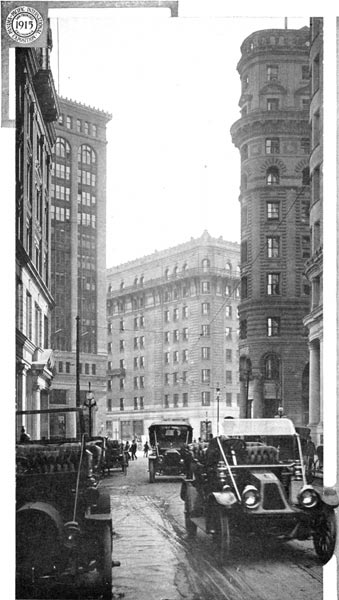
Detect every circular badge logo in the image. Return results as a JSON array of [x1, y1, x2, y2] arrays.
[[5, 6, 44, 44]]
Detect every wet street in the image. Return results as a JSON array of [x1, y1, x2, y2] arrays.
[[99, 453, 326, 600]]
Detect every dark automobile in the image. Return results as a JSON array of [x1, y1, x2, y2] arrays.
[[16, 407, 116, 599], [181, 418, 338, 564], [148, 420, 193, 483], [103, 439, 128, 475]]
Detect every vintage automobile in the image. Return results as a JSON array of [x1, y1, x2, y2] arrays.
[[180, 418, 338, 564], [148, 420, 193, 483], [103, 439, 128, 475], [16, 407, 117, 599]]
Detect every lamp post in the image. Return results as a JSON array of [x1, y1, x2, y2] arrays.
[[204, 411, 211, 442], [84, 382, 96, 437]]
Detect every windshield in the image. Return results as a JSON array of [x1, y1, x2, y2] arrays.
[[154, 426, 190, 447], [16, 408, 85, 443]]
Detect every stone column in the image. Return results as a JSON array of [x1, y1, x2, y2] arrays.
[[252, 373, 264, 418], [239, 378, 248, 418], [32, 382, 41, 439], [16, 363, 28, 437], [308, 340, 320, 427]]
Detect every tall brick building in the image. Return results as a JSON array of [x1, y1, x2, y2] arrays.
[[106, 231, 240, 441], [15, 37, 59, 439], [49, 97, 111, 437], [230, 27, 311, 423]]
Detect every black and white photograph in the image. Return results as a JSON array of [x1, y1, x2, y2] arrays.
[[1, 1, 338, 598]]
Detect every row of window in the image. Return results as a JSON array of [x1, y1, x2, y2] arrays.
[[242, 199, 309, 225], [242, 64, 309, 90], [57, 361, 97, 375], [54, 140, 97, 165], [59, 114, 98, 138], [241, 235, 310, 263], [241, 138, 310, 160], [240, 317, 280, 339], [107, 391, 241, 412], [242, 166, 309, 188], [241, 97, 309, 118]]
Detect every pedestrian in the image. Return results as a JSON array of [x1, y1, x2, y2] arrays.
[[130, 439, 138, 460], [20, 426, 31, 443], [143, 441, 150, 457]]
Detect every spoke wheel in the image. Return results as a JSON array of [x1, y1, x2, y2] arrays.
[[149, 460, 155, 483], [214, 506, 231, 563], [98, 523, 112, 600], [184, 499, 197, 536], [313, 507, 337, 564]]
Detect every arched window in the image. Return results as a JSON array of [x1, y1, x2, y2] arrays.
[[55, 137, 71, 158], [225, 262, 231, 273], [173, 266, 178, 277], [241, 144, 248, 161], [264, 354, 280, 380], [78, 144, 96, 166], [266, 166, 280, 185], [134, 277, 138, 286], [182, 263, 188, 272], [202, 258, 210, 272], [302, 167, 310, 186], [120, 281, 124, 290], [164, 268, 169, 280]]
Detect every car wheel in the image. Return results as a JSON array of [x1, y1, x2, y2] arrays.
[[184, 499, 197, 536], [214, 506, 231, 562], [98, 523, 112, 600], [149, 460, 155, 483], [313, 507, 337, 564]]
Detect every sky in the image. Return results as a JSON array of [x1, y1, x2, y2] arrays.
[[48, 4, 309, 267]]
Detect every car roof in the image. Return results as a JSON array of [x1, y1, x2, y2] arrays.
[[149, 421, 192, 428], [221, 418, 297, 436]]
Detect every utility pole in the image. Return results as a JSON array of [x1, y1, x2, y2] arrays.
[[76, 315, 80, 407], [216, 384, 220, 435]]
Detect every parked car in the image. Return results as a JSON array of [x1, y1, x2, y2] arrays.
[[16, 407, 117, 599], [180, 418, 338, 564], [148, 420, 193, 483], [103, 439, 128, 475]]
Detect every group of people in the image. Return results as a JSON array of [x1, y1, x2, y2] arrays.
[[123, 440, 150, 460]]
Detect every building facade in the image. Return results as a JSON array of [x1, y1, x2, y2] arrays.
[[15, 38, 59, 439], [106, 231, 240, 441], [303, 19, 323, 445], [49, 97, 111, 437], [230, 27, 311, 424]]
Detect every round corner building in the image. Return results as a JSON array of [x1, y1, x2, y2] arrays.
[[230, 27, 311, 423]]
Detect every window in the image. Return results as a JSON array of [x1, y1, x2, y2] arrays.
[[76, 119, 81, 132], [58, 361, 63, 373], [265, 354, 280, 379], [182, 371, 188, 383], [242, 74, 249, 90], [267, 201, 280, 220], [120, 378, 125, 390], [225, 327, 232, 339], [266, 166, 280, 185], [201, 369, 210, 383], [202, 391, 211, 406], [241, 144, 248, 161], [182, 306, 188, 319], [173, 330, 179, 342], [302, 167, 310, 186], [140, 376, 145, 389], [119, 319, 125, 332], [267, 317, 280, 337], [201, 324, 210, 337], [301, 138, 310, 154], [313, 220, 321, 252], [84, 122, 89, 135], [301, 98, 310, 111], [225, 306, 232, 318], [107, 398, 112, 412], [120, 398, 124, 411], [225, 285, 231, 296], [134, 397, 138, 410], [226, 393, 232, 407], [85, 363, 90, 375], [140, 336, 145, 349], [240, 319, 247, 339], [226, 371, 232, 384], [140, 316, 144, 328], [134, 377, 138, 389], [302, 235, 311, 259], [92, 364, 96, 375], [302, 65, 310, 80], [267, 65, 278, 81], [183, 393, 188, 407], [134, 337, 138, 350], [267, 98, 279, 111], [267, 236, 280, 258], [201, 281, 210, 293], [267, 273, 280, 295], [173, 372, 179, 385], [226, 349, 232, 362], [140, 356, 145, 369], [107, 380, 112, 391], [173, 394, 179, 408], [165, 373, 170, 385], [241, 240, 248, 263], [202, 258, 210, 272], [134, 317, 139, 330], [265, 138, 280, 154], [173, 350, 179, 363], [201, 302, 210, 315], [182, 349, 188, 362], [164, 331, 170, 344], [120, 339, 125, 352], [202, 347, 211, 360], [92, 124, 97, 137], [66, 116, 72, 129], [120, 359, 125, 370], [241, 276, 248, 299], [66, 362, 70, 374], [182, 327, 188, 341], [164, 310, 169, 322], [134, 357, 139, 369], [173, 308, 179, 321], [164, 395, 169, 408]]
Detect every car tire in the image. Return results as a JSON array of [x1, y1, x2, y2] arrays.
[[184, 499, 197, 536], [313, 506, 337, 564], [98, 522, 113, 600], [214, 506, 231, 562], [149, 460, 155, 483]]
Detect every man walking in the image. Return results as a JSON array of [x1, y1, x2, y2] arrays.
[[130, 439, 138, 460]]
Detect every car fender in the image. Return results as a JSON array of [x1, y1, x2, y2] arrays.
[[17, 501, 64, 536], [211, 490, 238, 508]]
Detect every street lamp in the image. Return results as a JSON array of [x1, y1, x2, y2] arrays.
[[216, 385, 220, 435], [204, 411, 211, 442], [84, 382, 96, 437]]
